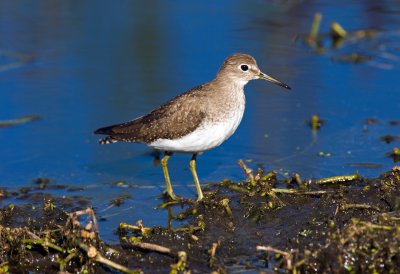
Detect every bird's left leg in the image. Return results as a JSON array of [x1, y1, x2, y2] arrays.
[[189, 153, 204, 201]]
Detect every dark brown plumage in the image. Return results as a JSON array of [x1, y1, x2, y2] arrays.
[[94, 83, 209, 144]]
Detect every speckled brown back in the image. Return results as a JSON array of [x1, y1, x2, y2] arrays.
[[94, 83, 209, 144]]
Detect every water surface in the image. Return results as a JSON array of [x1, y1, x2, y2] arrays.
[[1, 0, 399, 241]]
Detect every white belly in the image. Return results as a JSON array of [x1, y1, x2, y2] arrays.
[[149, 109, 244, 153]]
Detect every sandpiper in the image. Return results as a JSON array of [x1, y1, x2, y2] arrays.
[[94, 53, 290, 201]]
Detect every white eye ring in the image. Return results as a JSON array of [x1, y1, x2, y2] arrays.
[[239, 64, 249, 72]]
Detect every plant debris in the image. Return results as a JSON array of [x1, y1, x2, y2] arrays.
[[0, 115, 40, 128], [308, 114, 324, 130], [1, 166, 400, 273]]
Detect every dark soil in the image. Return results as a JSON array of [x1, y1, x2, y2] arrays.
[[1, 167, 400, 273]]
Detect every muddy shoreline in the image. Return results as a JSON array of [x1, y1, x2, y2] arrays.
[[1, 166, 399, 273]]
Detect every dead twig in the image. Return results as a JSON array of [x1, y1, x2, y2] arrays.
[[208, 242, 219, 267], [23, 238, 65, 253], [238, 160, 255, 186], [292, 173, 306, 189], [120, 220, 152, 236], [69, 207, 99, 232], [58, 251, 77, 272], [225, 184, 249, 193], [126, 241, 173, 255], [316, 172, 359, 185], [262, 171, 277, 181], [260, 189, 286, 208], [256, 245, 293, 269], [220, 199, 233, 218], [26, 231, 42, 240], [78, 242, 140, 274], [272, 188, 331, 195], [340, 203, 381, 212], [352, 219, 394, 230]]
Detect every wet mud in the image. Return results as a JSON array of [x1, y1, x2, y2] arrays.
[[1, 167, 400, 273]]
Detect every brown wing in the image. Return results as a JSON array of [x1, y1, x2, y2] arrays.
[[94, 84, 208, 144]]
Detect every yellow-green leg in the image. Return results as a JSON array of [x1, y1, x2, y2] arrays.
[[190, 154, 204, 201], [161, 153, 178, 201]]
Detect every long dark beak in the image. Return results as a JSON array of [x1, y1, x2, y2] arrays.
[[259, 72, 291, 90]]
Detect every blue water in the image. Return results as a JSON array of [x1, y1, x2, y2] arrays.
[[1, 0, 399, 241]]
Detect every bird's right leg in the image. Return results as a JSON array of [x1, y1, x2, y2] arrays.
[[161, 152, 179, 200]]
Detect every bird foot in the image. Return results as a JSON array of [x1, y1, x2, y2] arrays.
[[162, 189, 183, 202]]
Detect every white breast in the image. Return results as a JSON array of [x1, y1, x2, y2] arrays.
[[149, 106, 245, 153]]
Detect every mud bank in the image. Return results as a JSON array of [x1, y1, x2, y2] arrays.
[[1, 167, 399, 273]]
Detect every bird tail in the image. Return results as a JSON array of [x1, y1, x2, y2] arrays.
[[94, 123, 140, 144], [98, 136, 119, 144], [94, 124, 121, 144], [94, 125, 116, 135]]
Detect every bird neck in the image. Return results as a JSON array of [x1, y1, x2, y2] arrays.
[[208, 77, 246, 110], [213, 75, 248, 93]]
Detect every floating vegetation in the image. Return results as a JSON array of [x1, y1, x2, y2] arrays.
[[381, 134, 400, 144], [295, 12, 396, 66], [346, 162, 383, 169], [305, 12, 322, 45], [0, 50, 33, 73], [300, 12, 378, 50], [364, 118, 379, 125], [388, 120, 400, 126], [0, 115, 40, 128], [307, 114, 324, 130], [333, 53, 373, 64], [330, 22, 347, 40], [387, 147, 400, 162], [318, 151, 332, 157]]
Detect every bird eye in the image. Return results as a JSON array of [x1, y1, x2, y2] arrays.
[[240, 64, 249, 72]]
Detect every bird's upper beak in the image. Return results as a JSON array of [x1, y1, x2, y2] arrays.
[[258, 71, 291, 90]]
